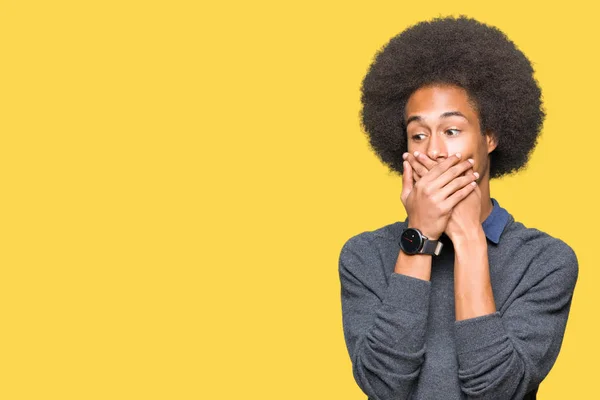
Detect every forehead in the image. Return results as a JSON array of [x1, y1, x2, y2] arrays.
[[405, 84, 479, 123]]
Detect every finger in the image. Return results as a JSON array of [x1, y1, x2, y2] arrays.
[[420, 153, 463, 183], [401, 160, 413, 203], [442, 179, 477, 209], [414, 151, 438, 171], [407, 151, 438, 182], [412, 152, 438, 183], [404, 152, 429, 179], [433, 158, 476, 189], [438, 170, 478, 200], [412, 166, 422, 183], [403, 152, 423, 182]]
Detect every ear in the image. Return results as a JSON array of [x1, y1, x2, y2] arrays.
[[485, 131, 498, 154]]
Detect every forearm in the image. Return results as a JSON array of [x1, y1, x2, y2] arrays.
[[340, 237, 431, 399], [349, 274, 430, 400], [453, 227, 496, 321], [448, 228, 578, 399]]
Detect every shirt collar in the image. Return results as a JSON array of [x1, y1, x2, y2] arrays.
[[482, 197, 510, 244]]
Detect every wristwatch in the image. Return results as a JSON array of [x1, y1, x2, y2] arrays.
[[399, 228, 443, 256]]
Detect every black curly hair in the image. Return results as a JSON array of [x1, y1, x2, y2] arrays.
[[360, 15, 545, 179]]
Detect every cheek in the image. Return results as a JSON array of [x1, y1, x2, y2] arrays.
[[406, 140, 417, 152], [406, 142, 425, 155], [446, 139, 480, 171], [472, 142, 490, 174]]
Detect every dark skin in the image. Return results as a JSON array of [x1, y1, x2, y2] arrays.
[[395, 84, 497, 321]]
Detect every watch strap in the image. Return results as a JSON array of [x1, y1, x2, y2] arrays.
[[420, 239, 443, 256]]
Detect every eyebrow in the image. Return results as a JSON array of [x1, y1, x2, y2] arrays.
[[406, 111, 469, 126]]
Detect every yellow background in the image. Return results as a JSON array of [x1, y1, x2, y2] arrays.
[[1, 0, 597, 398]]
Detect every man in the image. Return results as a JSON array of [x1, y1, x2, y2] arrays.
[[339, 16, 578, 400]]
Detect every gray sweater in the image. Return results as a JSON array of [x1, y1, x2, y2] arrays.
[[339, 202, 578, 400]]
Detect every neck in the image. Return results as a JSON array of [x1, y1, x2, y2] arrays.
[[478, 172, 493, 223]]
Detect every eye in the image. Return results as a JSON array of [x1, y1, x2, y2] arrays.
[[411, 133, 427, 141], [445, 128, 461, 136]]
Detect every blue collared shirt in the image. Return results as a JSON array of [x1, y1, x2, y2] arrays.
[[482, 198, 510, 244]]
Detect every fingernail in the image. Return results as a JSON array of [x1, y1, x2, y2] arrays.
[[414, 151, 420, 157], [473, 172, 480, 179], [468, 158, 475, 164], [455, 153, 461, 158], [402, 153, 408, 160]]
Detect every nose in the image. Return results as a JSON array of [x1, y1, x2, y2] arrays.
[[426, 133, 447, 161]]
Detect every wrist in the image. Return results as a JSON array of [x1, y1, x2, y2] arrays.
[[401, 226, 444, 256], [451, 226, 486, 249], [407, 223, 440, 241]]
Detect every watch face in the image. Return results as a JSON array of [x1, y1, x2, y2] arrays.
[[401, 228, 422, 254]]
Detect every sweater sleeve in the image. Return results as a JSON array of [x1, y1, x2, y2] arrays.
[[339, 234, 431, 400], [453, 240, 579, 400]]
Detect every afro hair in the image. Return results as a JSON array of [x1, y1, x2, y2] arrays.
[[360, 15, 545, 179]]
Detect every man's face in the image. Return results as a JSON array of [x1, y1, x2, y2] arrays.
[[404, 84, 496, 178]]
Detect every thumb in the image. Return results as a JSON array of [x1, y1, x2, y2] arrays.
[[401, 161, 413, 204]]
